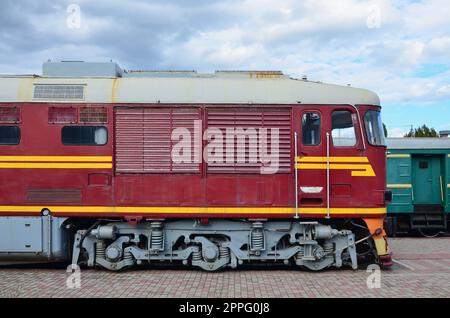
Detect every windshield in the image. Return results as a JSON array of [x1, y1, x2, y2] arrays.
[[364, 110, 386, 146]]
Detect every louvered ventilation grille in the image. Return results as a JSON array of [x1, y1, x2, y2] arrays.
[[0, 107, 20, 123], [206, 108, 292, 173], [80, 107, 108, 123], [48, 107, 77, 124], [115, 108, 201, 173], [33, 85, 85, 100], [26, 189, 82, 203]]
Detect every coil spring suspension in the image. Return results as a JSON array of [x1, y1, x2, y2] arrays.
[[251, 222, 264, 251], [96, 242, 106, 260], [219, 246, 230, 260], [123, 250, 133, 262], [150, 222, 164, 251], [296, 247, 305, 259], [192, 250, 202, 261], [323, 243, 334, 256]]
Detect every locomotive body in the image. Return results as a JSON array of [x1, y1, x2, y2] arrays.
[[0, 62, 391, 270]]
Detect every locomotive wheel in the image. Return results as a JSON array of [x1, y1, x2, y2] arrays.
[[418, 228, 443, 238]]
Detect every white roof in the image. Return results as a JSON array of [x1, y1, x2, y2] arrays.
[[0, 68, 380, 106]]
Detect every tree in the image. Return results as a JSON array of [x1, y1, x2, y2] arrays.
[[404, 125, 438, 138], [382, 123, 388, 138]]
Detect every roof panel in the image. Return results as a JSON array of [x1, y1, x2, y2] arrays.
[[0, 62, 381, 105], [387, 138, 450, 149]]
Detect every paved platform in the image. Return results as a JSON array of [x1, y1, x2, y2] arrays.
[[0, 238, 449, 298]]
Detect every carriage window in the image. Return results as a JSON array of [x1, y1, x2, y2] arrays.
[[419, 162, 428, 169], [331, 110, 357, 147], [62, 126, 107, 145], [364, 110, 386, 146], [0, 126, 20, 145], [302, 112, 321, 146]]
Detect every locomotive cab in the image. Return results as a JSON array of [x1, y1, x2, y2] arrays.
[[293, 104, 390, 267]]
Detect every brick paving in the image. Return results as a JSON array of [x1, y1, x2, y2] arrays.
[[0, 237, 449, 298]]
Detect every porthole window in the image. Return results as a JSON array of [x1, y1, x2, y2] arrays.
[[62, 126, 107, 146], [331, 110, 357, 147], [0, 126, 21, 145], [302, 112, 321, 146]]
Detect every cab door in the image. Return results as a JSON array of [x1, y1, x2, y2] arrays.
[[294, 107, 327, 209], [412, 156, 442, 205]]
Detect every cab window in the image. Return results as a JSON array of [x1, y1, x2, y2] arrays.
[[364, 110, 386, 146], [302, 112, 321, 146], [62, 126, 107, 145], [0, 126, 21, 145], [331, 110, 357, 147]]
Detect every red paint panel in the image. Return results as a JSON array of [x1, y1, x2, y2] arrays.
[[0, 102, 387, 221], [331, 184, 352, 197], [88, 173, 111, 186], [0, 102, 114, 207], [205, 175, 292, 206], [115, 175, 204, 206]]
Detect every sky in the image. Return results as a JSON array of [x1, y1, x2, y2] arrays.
[[0, 0, 449, 137]]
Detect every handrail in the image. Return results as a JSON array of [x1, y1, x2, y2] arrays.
[[294, 132, 299, 219], [326, 132, 330, 219]]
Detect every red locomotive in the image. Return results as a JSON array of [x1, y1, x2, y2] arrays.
[[0, 62, 391, 271]]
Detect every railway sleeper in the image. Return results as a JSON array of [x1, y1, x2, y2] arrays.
[[72, 220, 358, 271]]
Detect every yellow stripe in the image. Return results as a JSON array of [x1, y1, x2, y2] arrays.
[[0, 156, 112, 162], [387, 184, 412, 188], [0, 206, 387, 215], [448, 184, 450, 188], [297, 163, 376, 177], [296, 156, 369, 163], [298, 208, 385, 215], [387, 154, 410, 158], [295, 156, 375, 177], [0, 163, 112, 169]]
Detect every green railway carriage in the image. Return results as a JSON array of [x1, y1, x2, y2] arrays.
[[385, 138, 450, 236]]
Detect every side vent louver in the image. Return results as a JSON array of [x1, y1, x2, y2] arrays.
[[0, 107, 21, 123], [33, 84, 85, 100], [26, 189, 82, 203], [80, 107, 108, 123], [48, 107, 77, 124]]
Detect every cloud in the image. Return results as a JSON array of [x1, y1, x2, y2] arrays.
[[0, 0, 449, 114], [388, 127, 408, 138]]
